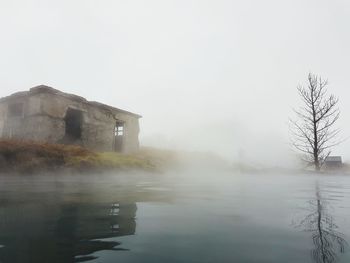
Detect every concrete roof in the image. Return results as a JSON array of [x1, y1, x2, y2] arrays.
[[0, 85, 142, 118], [325, 156, 342, 162]]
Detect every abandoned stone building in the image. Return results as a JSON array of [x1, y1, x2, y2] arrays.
[[0, 85, 141, 153]]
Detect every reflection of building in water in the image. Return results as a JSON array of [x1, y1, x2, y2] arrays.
[[0, 201, 137, 263], [294, 183, 348, 263]]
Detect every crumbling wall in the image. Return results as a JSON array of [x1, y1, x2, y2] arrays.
[[81, 105, 116, 151], [0, 87, 140, 153], [0, 96, 29, 140], [0, 94, 65, 142], [114, 112, 140, 153], [0, 103, 6, 138], [39, 92, 140, 153]]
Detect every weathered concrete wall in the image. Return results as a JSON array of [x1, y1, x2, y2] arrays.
[[0, 103, 6, 138], [0, 95, 30, 139], [0, 94, 64, 142], [116, 113, 140, 153], [39, 92, 117, 151], [0, 88, 140, 153]]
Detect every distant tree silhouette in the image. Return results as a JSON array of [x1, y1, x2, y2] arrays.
[[290, 73, 341, 171]]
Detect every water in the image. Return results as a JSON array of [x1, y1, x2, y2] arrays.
[[0, 171, 349, 263]]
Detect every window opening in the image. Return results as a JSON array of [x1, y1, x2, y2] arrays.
[[114, 121, 124, 152]]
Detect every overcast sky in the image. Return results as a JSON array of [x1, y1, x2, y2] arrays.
[[0, 0, 349, 165]]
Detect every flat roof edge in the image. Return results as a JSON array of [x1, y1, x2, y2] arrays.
[[0, 85, 142, 118]]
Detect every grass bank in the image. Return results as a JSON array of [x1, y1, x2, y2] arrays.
[[0, 140, 159, 174], [0, 140, 233, 175]]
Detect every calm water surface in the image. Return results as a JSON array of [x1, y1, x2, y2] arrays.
[[0, 171, 349, 263]]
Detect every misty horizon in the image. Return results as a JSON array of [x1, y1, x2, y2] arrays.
[[0, 0, 349, 166]]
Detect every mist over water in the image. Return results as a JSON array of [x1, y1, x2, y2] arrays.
[[142, 121, 298, 168], [1, 1, 350, 262], [0, 170, 349, 263]]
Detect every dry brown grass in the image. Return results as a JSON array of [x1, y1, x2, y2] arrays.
[[0, 140, 156, 174], [0, 140, 230, 174]]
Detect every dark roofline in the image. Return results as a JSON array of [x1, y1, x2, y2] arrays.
[[324, 156, 342, 165], [0, 85, 142, 118]]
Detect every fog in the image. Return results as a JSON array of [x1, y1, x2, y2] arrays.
[[1, 0, 350, 167], [1, 170, 350, 263]]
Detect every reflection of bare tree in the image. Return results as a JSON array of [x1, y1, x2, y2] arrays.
[[294, 183, 348, 263]]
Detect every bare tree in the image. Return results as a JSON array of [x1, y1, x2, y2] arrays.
[[290, 73, 341, 171]]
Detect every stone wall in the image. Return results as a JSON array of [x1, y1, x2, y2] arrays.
[[0, 89, 140, 153]]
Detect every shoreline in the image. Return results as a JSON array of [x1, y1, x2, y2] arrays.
[[0, 140, 158, 175]]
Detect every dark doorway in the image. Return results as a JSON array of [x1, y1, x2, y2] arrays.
[[114, 121, 124, 152], [64, 108, 83, 142]]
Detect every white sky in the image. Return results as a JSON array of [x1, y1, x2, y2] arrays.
[[0, 0, 349, 165]]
